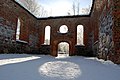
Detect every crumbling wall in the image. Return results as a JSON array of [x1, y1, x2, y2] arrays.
[[110, 0, 120, 64], [98, 3, 114, 60], [0, 17, 16, 53], [91, 0, 120, 64], [0, 0, 119, 64], [0, 0, 38, 53], [38, 17, 92, 56]]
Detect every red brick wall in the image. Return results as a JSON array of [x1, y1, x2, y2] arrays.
[[0, 0, 120, 64], [0, 0, 38, 41], [0, 0, 39, 53], [38, 17, 91, 56], [1, 0, 93, 55]]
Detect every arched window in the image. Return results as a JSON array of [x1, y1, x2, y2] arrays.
[[44, 26, 51, 45], [59, 25, 68, 33], [16, 18, 21, 40], [77, 25, 84, 45]]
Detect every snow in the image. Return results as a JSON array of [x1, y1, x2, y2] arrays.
[[0, 54, 120, 80], [0, 54, 40, 66], [16, 39, 28, 44], [40, 61, 81, 79]]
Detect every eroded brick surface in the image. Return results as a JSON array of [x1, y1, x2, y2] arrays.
[[0, 0, 120, 63]]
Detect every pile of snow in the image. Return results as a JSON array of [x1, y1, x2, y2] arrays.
[[0, 54, 120, 80], [40, 61, 81, 79]]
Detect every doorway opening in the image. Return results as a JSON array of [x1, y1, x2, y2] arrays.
[[57, 42, 69, 58]]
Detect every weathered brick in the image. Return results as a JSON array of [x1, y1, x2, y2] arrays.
[[0, 0, 120, 64]]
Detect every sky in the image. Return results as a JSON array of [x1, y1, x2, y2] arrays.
[[37, 0, 93, 17], [16, 0, 93, 17]]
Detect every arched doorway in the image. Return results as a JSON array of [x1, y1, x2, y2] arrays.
[[57, 42, 69, 57]]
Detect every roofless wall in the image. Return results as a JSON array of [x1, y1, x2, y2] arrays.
[[0, 0, 120, 63]]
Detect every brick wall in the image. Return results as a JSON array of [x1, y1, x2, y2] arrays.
[[37, 17, 91, 56], [91, 0, 120, 64], [0, 0, 120, 64], [0, 0, 39, 53], [0, 17, 16, 53], [111, 0, 120, 63]]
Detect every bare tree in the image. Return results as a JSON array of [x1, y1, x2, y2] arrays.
[[77, 0, 80, 15], [81, 5, 91, 15], [18, 0, 47, 17], [72, 0, 80, 15], [72, 1, 76, 15], [39, 6, 48, 17], [71, 0, 91, 15]]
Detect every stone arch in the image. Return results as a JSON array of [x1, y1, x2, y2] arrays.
[[57, 42, 69, 57], [51, 40, 72, 57]]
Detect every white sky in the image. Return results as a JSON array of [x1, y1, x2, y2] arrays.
[[16, 0, 93, 17], [37, 0, 93, 17]]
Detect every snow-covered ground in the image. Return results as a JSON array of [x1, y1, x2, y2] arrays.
[[0, 54, 120, 80]]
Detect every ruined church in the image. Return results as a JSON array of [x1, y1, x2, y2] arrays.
[[0, 0, 120, 64]]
